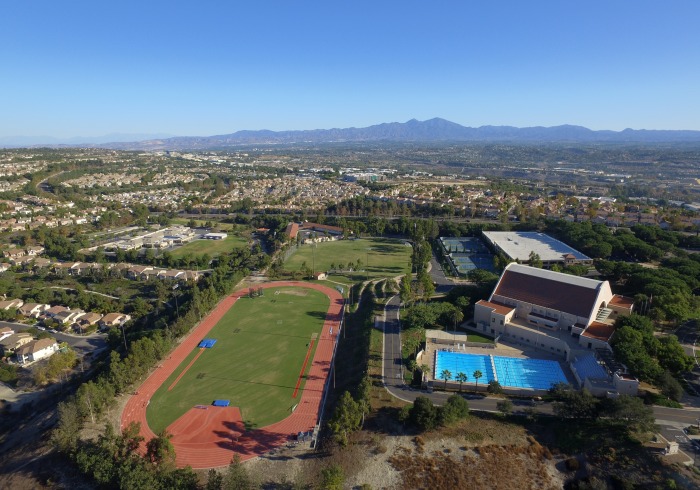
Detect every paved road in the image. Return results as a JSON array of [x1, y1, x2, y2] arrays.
[[0, 320, 108, 358], [428, 257, 454, 294], [380, 294, 528, 413], [673, 320, 700, 396], [379, 298, 700, 424]]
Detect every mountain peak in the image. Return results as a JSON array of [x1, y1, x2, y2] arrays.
[[11, 119, 700, 150]]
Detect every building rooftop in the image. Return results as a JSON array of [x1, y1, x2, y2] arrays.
[[492, 263, 604, 319], [609, 294, 635, 308], [475, 299, 515, 315], [482, 231, 590, 262], [581, 322, 616, 342]]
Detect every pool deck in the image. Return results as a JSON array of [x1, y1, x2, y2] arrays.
[[421, 328, 578, 391]]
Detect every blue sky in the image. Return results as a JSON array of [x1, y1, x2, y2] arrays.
[[2, 1, 700, 138]]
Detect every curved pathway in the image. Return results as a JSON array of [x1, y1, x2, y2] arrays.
[[120, 281, 343, 468]]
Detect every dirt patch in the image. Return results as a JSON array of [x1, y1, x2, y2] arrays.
[[237, 415, 566, 489]]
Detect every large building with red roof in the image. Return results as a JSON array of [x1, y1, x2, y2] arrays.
[[473, 263, 639, 395], [474, 263, 634, 359]]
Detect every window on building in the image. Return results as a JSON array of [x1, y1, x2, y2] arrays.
[[500, 320, 503, 325]]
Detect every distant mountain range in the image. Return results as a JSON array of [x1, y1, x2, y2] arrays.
[[0, 133, 175, 147], [5, 119, 700, 150]]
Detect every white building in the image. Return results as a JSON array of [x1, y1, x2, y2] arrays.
[[16, 337, 60, 364], [473, 263, 637, 395], [474, 264, 633, 358], [482, 231, 593, 268]]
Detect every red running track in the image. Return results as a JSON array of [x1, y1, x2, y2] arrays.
[[120, 281, 343, 469]]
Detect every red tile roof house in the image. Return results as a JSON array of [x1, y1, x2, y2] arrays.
[[473, 263, 637, 395], [16, 337, 59, 365]]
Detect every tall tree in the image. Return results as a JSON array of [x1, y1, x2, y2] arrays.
[[328, 391, 363, 446], [473, 370, 483, 390], [440, 369, 452, 389], [456, 372, 467, 392], [146, 430, 176, 469], [400, 274, 412, 305]]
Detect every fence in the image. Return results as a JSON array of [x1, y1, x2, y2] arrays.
[[312, 299, 345, 449]]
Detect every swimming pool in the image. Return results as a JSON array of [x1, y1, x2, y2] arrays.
[[435, 351, 567, 390]]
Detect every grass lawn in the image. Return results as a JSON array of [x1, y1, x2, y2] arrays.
[[146, 286, 330, 432], [169, 235, 249, 259], [466, 332, 495, 343], [285, 238, 411, 280]]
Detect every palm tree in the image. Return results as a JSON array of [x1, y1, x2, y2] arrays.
[[456, 372, 467, 392], [441, 369, 452, 390], [453, 307, 464, 336], [473, 370, 483, 390], [420, 364, 431, 383]]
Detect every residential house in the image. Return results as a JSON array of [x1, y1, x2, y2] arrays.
[[0, 326, 14, 341], [74, 312, 103, 333], [3, 248, 26, 260], [99, 313, 132, 330], [128, 265, 153, 279], [183, 270, 201, 282], [52, 262, 77, 275], [141, 269, 161, 280], [69, 262, 94, 276], [25, 245, 45, 256], [0, 332, 33, 354], [31, 257, 52, 269], [0, 298, 23, 310], [77, 312, 102, 326], [46, 305, 70, 317], [10, 256, 34, 267], [158, 270, 184, 281], [0, 263, 11, 273], [15, 337, 60, 364], [53, 309, 86, 325], [18, 302, 51, 318]]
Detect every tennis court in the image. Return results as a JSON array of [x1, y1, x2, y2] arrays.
[[440, 237, 491, 254], [440, 236, 495, 274]]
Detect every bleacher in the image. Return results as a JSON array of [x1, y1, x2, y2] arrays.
[[571, 354, 608, 382]]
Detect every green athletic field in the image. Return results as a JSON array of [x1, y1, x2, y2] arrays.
[[285, 237, 412, 280], [146, 286, 330, 433], [169, 235, 249, 258]]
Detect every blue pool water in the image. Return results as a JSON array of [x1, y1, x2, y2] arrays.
[[435, 351, 567, 390]]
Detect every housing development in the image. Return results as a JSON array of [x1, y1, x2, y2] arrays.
[[0, 141, 699, 489]]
